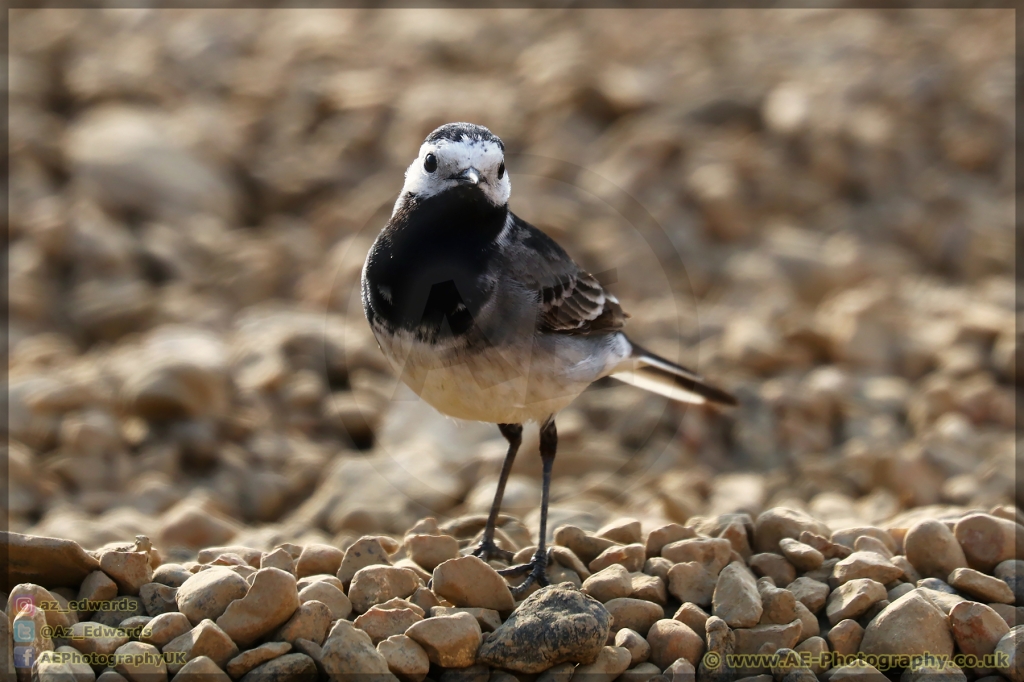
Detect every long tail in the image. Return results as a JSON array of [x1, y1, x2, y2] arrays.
[[611, 340, 737, 406]]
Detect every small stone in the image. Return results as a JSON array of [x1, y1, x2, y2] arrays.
[[615, 628, 651, 666], [405, 611, 481, 668], [176, 567, 249, 626], [431, 556, 515, 612], [905, 520, 968, 580], [348, 566, 422, 614], [225, 641, 292, 679], [378, 635, 430, 682], [96, 672, 128, 682], [298, 581, 352, 620], [152, 564, 192, 588], [215, 568, 300, 647], [138, 583, 177, 617], [295, 574, 344, 592], [570, 646, 631, 682], [949, 568, 1015, 603], [826, 579, 887, 625], [949, 601, 1009, 665], [604, 598, 664, 636], [238, 653, 316, 682], [5, 533, 100, 590], [77, 572, 118, 617], [988, 603, 1022, 628], [175, 656, 232, 682], [899, 662, 967, 682], [733, 621, 802, 655], [860, 589, 953, 656], [827, 619, 863, 656], [666, 658, 698, 682], [354, 605, 423, 644], [34, 648, 94, 682], [646, 524, 697, 558], [793, 602, 818, 642], [661, 539, 732, 576], [582, 565, 633, 603], [630, 573, 667, 604], [832, 552, 903, 586], [274, 600, 331, 645], [784, 578, 829, 614], [7, 584, 70, 629], [66, 622, 127, 656], [162, 619, 239, 674], [713, 562, 763, 628], [673, 603, 710, 642], [794, 636, 830, 676], [406, 534, 459, 572], [644, 557, 673, 582], [259, 549, 295, 575], [888, 583, 915, 602], [778, 540, 823, 572], [113, 641, 167, 682], [98, 550, 154, 597], [338, 537, 393, 588], [853, 536, 893, 560], [749, 554, 797, 588], [995, 626, 1024, 682], [139, 612, 191, 649], [477, 583, 611, 673], [955, 514, 1022, 573], [322, 620, 392, 677], [295, 544, 345, 579], [829, 663, 888, 682], [753, 509, 830, 554], [551, 546, 592, 581], [554, 526, 619, 566], [997, 560, 1024, 604], [667, 562, 717, 608], [589, 544, 646, 573], [408, 587, 442, 614], [619, 662, 662, 682], [91, 597, 145, 628], [429, 607, 500, 633], [891, 556, 922, 584], [597, 518, 643, 545], [758, 583, 797, 625], [646, 619, 705, 669]]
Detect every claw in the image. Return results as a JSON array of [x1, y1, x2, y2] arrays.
[[470, 539, 515, 564], [499, 548, 550, 597]]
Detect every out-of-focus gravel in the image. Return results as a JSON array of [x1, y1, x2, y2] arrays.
[[6, 7, 1017, 577]]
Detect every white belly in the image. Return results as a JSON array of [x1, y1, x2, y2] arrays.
[[375, 329, 630, 424]]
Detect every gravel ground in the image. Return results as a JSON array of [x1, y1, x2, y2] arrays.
[[4, 7, 1019, 680]]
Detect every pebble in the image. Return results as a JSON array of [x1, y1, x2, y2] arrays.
[[673, 603, 710, 642], [661, 538, 732, 575], [597, 518, 642, 545], [758, 582, 797, 624], [995, 626, 1024, 682], [860, 589, 953, 656], [66, 622, 128, 656], [215, 568, 299, 647], [138, 582, 177, 617], [589, 543, 646, 573], [6, 533, 100, 590], [614, 628, 651, 665], [163, 618, 240, 674], [377, 634, 430, 682], [646, 619, 705, 669], [92, 597, 145, 627], [949, 567, 1015, 603], [321, 620, 392, 677], [137, 612, 189, 649], [430, 606, 501, 632], [295, 544, 344, 578], [298, 581, 352, 620], [996, 560, 1024, 604], [477, 584, 610, 673], [753, 508, 830, 554], [604, 598, 664, 636], [77, 571, 118, 616], [666, 658, 698, 682], [784, 577, 829, 613], [733, 620, 802, 655], [645, 524, 696, 558], [337, 537, 393, 588], [259, 548, 295, 575], [713, 562, 763, 628], [778, 539, 823, 572], [904, 520, 968, 580], [354, 604, 423, 643], [226, 641, 292, 679], [152, 564, 192, 588], [829, 663, 888, 682], [631, 572, 667, 604], [176, 567, 249, 625], [274, 599, 331, 645], [570, 646, 631, 682], [405, 611, 482, 668], [831, 551, 904, 586], [826, 619, 864, 656], [554, 526, 619, 566], [551, 546, 592, 580], [949, 601, 1009, 664], [825, 578, 887, 624], [793, 601, 818, 642], [955, 514, 1021, 573], [619, 662, 663, 682], [667, 562, 717, 608], [296, 574, 344, 592], [794, 637, 830, 676], [406, 534, 459, 571], [431, 556, 515, 612], [174, 655, 232, 682], [749, 554, 797, 587], [238, 653, 317, 682], [113, 641, 167, 682], [348, 566, 422, 614], [899, 662, 967, 682], [582, 564, 634, 603], [853, 535, 893, 559]]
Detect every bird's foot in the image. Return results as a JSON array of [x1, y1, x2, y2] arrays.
[[497, 547, 550, 598], [470, 538, 516, 564]]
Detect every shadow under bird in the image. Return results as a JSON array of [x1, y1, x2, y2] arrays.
[[362, 122, 736, 595]]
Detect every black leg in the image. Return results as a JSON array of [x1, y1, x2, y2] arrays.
[[471, 423, 522, 564], [498, 416, 557, 597]]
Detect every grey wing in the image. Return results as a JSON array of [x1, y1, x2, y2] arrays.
[[503, 213, 627, 335]]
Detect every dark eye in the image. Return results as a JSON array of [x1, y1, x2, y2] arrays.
[[424, 153, 437, 173], [497, 161, 505, 179]]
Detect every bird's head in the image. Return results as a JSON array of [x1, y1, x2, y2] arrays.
[[399, 122, 510, 207]]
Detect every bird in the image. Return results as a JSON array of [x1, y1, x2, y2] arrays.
[[361, 122, 736, 596]]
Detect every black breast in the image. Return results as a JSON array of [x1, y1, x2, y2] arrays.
[[363, 188, 507, 341]]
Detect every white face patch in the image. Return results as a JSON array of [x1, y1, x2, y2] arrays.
[[397, 135, 511, 209]]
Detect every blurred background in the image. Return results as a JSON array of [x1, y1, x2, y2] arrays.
[[5, 8, 1018, 555]]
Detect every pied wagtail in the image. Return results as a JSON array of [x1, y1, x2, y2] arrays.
[[362, 122, 736, 595]]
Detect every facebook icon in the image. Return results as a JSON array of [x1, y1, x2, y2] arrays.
[[14, 647, 35, 669]]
